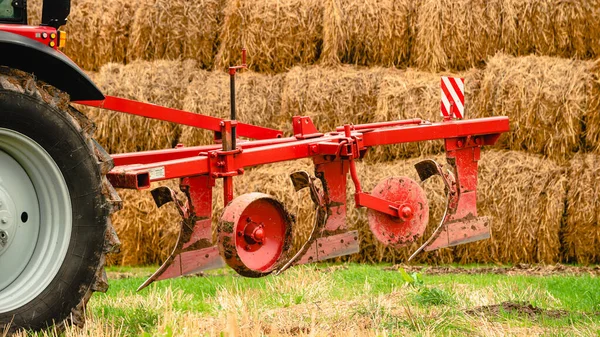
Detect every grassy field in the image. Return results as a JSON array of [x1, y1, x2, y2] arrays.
[[15, 263, 600, 337]]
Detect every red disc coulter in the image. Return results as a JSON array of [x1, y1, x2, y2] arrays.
[[367, 176, 429, 247]]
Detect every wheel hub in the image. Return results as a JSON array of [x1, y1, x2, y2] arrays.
[[0, 187, 16, 255]]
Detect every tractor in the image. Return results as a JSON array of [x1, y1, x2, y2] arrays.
[[0, 0, 509, 333]]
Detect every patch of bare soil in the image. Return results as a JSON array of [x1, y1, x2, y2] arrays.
[[466, 301, 569, 319], [384, 263, 600, 276]]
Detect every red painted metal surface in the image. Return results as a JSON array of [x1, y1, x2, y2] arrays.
[[367, 177, 429, 247], [138, 175, 221, 291], [74, 96, 283, 140], [218, 193, 292, 277], [0, 24, 60, 49]]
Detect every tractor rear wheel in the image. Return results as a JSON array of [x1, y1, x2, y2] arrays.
[[0, 68, 121, 333]]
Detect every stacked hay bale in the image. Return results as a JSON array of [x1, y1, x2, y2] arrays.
[[180, 71, 285, 146], [78, 60, 201, 154], [411, 0, 502, 71], [500, 0, 600, 59], [63, 0, 137, 71], [321, 0, 412, 67], [562, 154, 600, 264], [367, 68, 482, 161], [127, 0, 224, 69], [109, 181, 181, 266], [215, 0, 324, 73], [474, 54, 599, 162], [280, 66, 385, 134]]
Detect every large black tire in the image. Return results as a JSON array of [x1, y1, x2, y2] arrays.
[[0, 68, 121, 333]]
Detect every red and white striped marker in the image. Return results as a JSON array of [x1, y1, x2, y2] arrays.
[[440, 76, 465, 119]]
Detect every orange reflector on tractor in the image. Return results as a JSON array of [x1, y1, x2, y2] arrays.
[[58, 30, 67, 48]]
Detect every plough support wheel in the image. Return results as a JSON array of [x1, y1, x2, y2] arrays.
[[218, 193, 293, 277]]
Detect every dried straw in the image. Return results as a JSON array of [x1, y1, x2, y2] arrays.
[[562, 154, 600, 264], [62, 0, 137, 71], [127, 0, 223, 69], [280, 66, 385, 135], [78, 60, 201, 154], [108, 181, 181, 266], [500, 0, 599, 59], [411, 0, 502, 71], [454, 150, 566, 264], [321, 0, 412, 67], [367, 68, 481, 161], [179, 70, 285, 146], [474, 54, 597, 162], [215, 0, 324, 73]]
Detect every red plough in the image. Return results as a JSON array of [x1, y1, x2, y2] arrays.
[[77, 62, 509, 290]]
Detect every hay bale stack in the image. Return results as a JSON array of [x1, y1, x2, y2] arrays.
[[62, 0, 137, 71], [127, 0, 223, 68], [80, 60, 201, 154], [562, 154, 600, 264], [321, 0, 412, 67], [500, 0, 599, 59], [474, 54, 598, 162], [179, 71, 285, 146], [215, 0, 324, 73], [367, 68, 481, 161], [280, 66, 384, 135], [411, 0, 502, 71]]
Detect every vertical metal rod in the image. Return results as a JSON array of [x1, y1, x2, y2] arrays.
[[229, 72, 237, 149]]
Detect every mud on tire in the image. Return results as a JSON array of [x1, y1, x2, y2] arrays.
[[0, 67, 121, 332]]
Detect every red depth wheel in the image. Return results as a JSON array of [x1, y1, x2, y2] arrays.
[[367, 177, 429, 247], [218, 193, 292, 277]]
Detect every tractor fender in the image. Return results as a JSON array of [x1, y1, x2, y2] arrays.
[[0, 30, 104, 101]]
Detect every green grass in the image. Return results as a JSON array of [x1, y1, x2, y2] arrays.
[[24, 263, 600, 336]]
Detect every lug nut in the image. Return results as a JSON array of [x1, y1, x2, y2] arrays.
[[1, 218, 7, 224]]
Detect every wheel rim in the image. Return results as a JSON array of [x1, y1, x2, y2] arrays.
[[0, 128, 72, 312]]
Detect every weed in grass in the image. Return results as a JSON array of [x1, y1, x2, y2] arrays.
[[414, 287, 455, 306]]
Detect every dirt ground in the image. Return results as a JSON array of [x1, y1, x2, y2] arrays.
[[384, 263, 600, 276]]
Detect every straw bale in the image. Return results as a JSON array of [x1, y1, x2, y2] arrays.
[[280, 66, 385, 135], [127, 0, 223, 68], [179, 71, 285, 146], [366, 68, 481, 161], [108, 181, 181, 266], [80, 60, 201, 154], [582, 63, 600, 152], [500, 0, 600, 59], [474, 54, 597, 162], [454, 150, 566, 264], [25, 0, 42, 25], [62, 0, 137, 71], [562, 154, 600, 264], [411, 0, 502, 71], [321, 0, 412, 67], [215, 0, 324, 73]]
